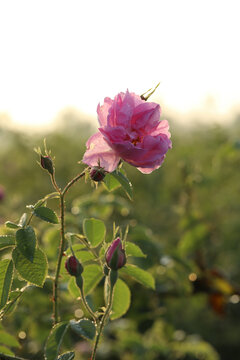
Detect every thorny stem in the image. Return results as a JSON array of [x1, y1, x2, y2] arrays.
[[91, 273, 115, 360], [53, 193, 65, 324], [78, 282, 99, 323], [62, 168, 89, 196], [51, 169, 87, 324]]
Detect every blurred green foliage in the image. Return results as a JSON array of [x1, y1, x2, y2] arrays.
[[1, 113, 240, 360]]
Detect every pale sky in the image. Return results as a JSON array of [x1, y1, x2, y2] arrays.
[[0, 0, 240, 128]]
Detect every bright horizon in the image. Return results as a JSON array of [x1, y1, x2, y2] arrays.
[[0, 0, 240, 129]]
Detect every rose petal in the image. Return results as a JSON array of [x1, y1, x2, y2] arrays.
[[97, 97, 114, 127], [131, 102, 160, 132], [82, 132, 120, 172]]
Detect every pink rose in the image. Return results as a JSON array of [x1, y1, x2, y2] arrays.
[[83, 90, 172, 174]]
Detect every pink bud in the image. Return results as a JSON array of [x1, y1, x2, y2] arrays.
[[105, 238, 126, 271], [65, 256, 83, 277]]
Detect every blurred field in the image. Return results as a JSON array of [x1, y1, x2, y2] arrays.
[[1, 112, 240, 360]]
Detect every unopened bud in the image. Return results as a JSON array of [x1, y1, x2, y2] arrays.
[[65, 256, 83, 277], [40, 155, 54, 175], [90, 167, 106, 182], [105, 238, 126, 271]]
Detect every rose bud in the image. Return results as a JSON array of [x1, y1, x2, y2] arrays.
[[90, 166, 106, 182], [65, 255, 83, 277], [40, 155, 54, 175], [105, 237, 126, 271]]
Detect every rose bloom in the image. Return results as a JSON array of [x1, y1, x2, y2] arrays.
[[83, 90, 172, 174]]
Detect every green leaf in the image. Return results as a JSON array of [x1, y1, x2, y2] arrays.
[[0, 345, 15, 356], [12, 247, 48, 287], [5, 221, 19, 229], [120, 264, 155, 289], [0, 260, 13, 310], [83, 264, 103, 295], [68, 278, 80, 298], [111, 170, 133, 200], [103, 173, 121, 191], [57, 352, 75, 360], [83, 218, 106, 247], [110, 279, 131, 320], [0, 235, 15, 250], [75, 251, 95, 263], [125, 242, 146, 258], [66, 243, 86, 254], [0, 330, 20, 348], [70, 319, 96, 340], [44, 322, 69, 360], [0, 290, 22, 318], [16, 226, 36, 262], [66, 244, 95, 263], [68, 264, 103, 298], [33, 207, 59, 224]]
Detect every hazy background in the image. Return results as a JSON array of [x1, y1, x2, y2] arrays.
[[1, 2, 240, 360], [0, 0, 240, 130]]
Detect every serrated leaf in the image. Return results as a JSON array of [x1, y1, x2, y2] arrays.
[[0, 235, 15, 250], [12, 247, 48, 287], [110, 278, 131, 320], [57, 352, 75, 360], [120, 264, 155, 289], [125, 242, 146, 258], [111, 170, 133, 200], [0, 330, 20, 348], [18, 213, 28, 227], [83, 264, 103, 295], [33, 207, 59, 224], [0, 260, 13, 310], [0, 290, 22, 318], [44, 322, 69, 360], [5, 221, 19, 229], [83, 218, 106, 247], [70, 319, 96, 340], [103, 173, 121, 192], [68, 264, 103, 298], [16, 226, 36, 262]]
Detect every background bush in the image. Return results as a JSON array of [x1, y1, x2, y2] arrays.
[[1, 113, 240, 360]]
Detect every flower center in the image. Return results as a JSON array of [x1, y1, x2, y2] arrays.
[[131, 136, 141, 146]]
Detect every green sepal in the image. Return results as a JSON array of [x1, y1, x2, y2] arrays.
[[109, 270, 118, 288], [5, 221, 19, 229]]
